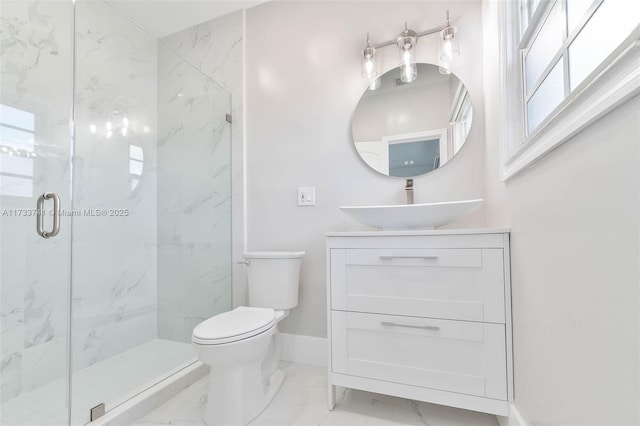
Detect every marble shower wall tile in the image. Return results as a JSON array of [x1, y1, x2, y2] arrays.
[[156, 13, 239, 342], [21, 338, 66, 393], [160, 10, 245, 310], [0, 352, 22, 402]]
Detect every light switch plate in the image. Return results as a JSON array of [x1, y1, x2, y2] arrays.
[[298, 187, 315, 206]]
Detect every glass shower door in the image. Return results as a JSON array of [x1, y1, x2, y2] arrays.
[[70, 1, 232, 423], [0, 1, 73, 425]]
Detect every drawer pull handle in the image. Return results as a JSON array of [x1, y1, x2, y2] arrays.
[[380, 321, 440, 331], [379, 255, 439, 260]]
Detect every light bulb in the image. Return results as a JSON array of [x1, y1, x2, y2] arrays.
[[365, 60, 373, 75], [89, 124, 97, 134], [121, 127, 128, 137], [439, 25, 459, 62], [442, 39, 453, 61], [122, 117, 129, 127], [106, 121, 113, 131], [403, 50, 412, 67], [361, 45, 378, 80], [106, 130, 113, 139], [397, 27, 417, 83]]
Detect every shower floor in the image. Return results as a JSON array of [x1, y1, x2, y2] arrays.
[[1, 339, 196, 426]]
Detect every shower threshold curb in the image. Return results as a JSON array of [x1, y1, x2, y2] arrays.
[[86, 361, 208, 426]]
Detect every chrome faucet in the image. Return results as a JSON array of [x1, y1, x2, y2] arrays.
[[405, 178, 414, 204]]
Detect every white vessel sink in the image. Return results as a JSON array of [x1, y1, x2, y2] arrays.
[[340, 199, 483, 230]]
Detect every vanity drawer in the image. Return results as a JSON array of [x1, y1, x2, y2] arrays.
[[330, 248, 505, 323], [331, 311, 507, 400]]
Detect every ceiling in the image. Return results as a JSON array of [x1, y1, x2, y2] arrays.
[[107, 0, 266, 38]]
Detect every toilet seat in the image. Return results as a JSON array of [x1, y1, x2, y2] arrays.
[[192, 306, 275, 345]]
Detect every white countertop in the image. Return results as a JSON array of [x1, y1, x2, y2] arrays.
[[325, 228, 510, 237]]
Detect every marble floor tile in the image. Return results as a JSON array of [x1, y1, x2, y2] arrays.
[[0, 339, 196, 426], [134, 363, 499, 426]]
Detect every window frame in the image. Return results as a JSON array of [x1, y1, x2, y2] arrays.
[[498, 0, 640, 180]]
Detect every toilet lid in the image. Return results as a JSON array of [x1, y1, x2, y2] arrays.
[[192, 307, 275, 345]]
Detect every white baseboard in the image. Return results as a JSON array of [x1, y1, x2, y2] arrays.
[[496, 404, 528, 426], [280, 333, 327, 367]]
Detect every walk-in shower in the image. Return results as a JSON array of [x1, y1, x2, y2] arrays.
[[0, 1, 232, 424]]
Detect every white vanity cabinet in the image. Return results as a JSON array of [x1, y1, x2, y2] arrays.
[[326, 230, 513, 416]]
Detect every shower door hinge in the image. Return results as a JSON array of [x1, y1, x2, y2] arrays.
[[225, 114, 232, 123], [90, 403, 105, 421]]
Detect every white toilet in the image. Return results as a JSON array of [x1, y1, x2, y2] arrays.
[[192, 251, 305, 426]]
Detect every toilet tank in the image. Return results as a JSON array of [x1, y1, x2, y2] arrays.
[[244, 251, 305, 309]]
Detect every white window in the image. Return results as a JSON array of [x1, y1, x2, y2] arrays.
[[0, 104, 36, 198], [500, 0, 640, 179]]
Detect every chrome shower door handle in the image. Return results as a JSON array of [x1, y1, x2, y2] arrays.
[[36, 192, 61, 239]]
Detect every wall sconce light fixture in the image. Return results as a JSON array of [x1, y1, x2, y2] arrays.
[[439, 11, 459, 62], [361, 33, 378, 80], [397, 24, 418, 83], [361, 10, 459, 88]]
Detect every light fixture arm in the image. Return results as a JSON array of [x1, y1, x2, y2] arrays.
[[360, 10, 458, 89], [368, 24, 447, 50]]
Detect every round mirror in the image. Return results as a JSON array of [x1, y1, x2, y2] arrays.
[[351, 63, 473, 177]]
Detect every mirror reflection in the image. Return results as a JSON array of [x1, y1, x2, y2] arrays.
[[352, 63, 472, 177]]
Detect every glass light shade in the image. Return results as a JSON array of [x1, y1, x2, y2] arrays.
[[439, 26, 460, 61], [368, 77, 381, 91], [361, 46, 378, 79], [399, 48, 417, 82]]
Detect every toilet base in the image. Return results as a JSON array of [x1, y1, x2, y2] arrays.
[[264, 368, 285, 407], [195, 312, 290, 426], [202, 365, 286, 426]]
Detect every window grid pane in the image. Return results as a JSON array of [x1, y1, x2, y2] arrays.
[[0, 174, 34, 198], [521, 0, 544, 36], [524, 0, 565, 94], [568, 0, 640, 91], [521, 0, 637, 139], [0, 125, 35, 151], [0, 104, 35, 132], [0, 154, 34, 176], [526, 59, 565, 134], [129, 159, 143, 176], [567, 0, 595, 34]]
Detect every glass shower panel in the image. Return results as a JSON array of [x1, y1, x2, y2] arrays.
[[156, 36, 233, 346], [0, 1, 73, 425], [71, 1, 231, 423]]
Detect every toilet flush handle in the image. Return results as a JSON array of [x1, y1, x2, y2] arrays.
[[236, 259, 250, 265]]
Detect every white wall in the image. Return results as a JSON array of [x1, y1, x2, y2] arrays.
[[246, 1, 486, 337], [508, 97, 639, 425], [482, 2, 640, 424]]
